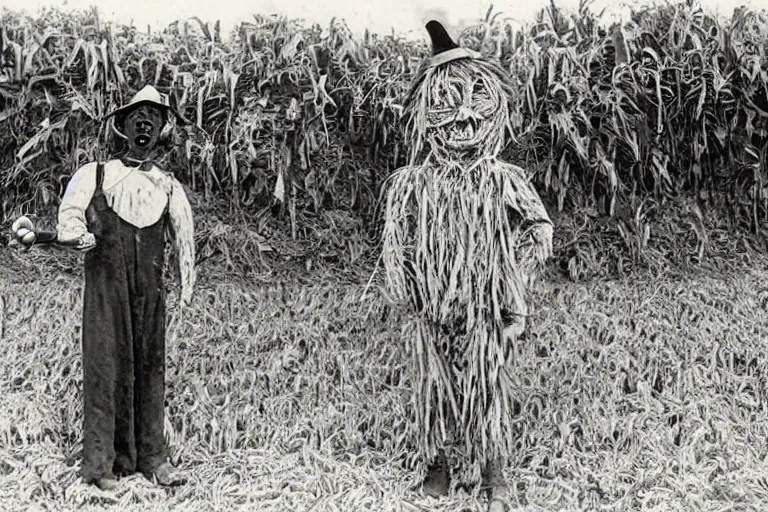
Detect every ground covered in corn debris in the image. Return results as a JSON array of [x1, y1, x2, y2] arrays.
[[2, 245, 768, 512]]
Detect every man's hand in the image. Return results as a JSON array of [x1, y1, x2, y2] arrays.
[[75, 233, 96, 253], [12, 216, 34, 234], [529, 223, 553, 262], [517, 223, 553, 263]]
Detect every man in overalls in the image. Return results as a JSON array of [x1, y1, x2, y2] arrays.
[[12, 85, 196, 491]]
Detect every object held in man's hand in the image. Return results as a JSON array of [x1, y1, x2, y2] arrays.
[[10, 215, 94, 250], [12, 217, 37, 246], [15, 227, 37, 245]]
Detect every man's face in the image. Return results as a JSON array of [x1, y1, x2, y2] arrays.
[[121, 104, 167, 153]]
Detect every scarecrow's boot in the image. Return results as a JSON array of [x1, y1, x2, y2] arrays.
[[416, 452, 451, 498], [483, 458, 510, 512], [421, 462, 450, 497], [147, 462, 188, 487]]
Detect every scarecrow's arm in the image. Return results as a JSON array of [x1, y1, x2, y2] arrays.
[[504, 164, 553, 265], [167, 177, 196, 307], [57, 162, 98, 244], [381, 165, 427, 314]]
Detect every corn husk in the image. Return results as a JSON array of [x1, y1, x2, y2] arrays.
[[381, 158, 552, 480]]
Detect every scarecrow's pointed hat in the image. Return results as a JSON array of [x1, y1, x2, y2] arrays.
[[426, 20, 459, 54], [104, 85, 189, 126], [423, 20, 481, 68]]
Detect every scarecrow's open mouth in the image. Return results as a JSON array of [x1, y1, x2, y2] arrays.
[[445, 119, 478, 143]]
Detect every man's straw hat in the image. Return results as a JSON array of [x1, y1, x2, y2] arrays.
[[105, 85, 189, 125]]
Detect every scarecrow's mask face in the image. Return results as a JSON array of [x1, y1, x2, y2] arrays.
[[425, 73, 503, 152], [119, 104, 167, 154]]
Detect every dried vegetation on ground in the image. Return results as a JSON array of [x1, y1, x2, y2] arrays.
[[2, 244, 768, 511]]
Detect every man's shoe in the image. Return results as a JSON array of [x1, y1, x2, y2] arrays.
[[95, 477, 118, 491], [147, 462, 187, 487]]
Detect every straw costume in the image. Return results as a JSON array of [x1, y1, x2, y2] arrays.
[[12, 85, 196, 491], [380, 22, 553, 510]]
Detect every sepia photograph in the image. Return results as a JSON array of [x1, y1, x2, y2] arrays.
[[1, 0, 767, 510]]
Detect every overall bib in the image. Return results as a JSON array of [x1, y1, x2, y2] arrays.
[[79, 162, 169, 483]]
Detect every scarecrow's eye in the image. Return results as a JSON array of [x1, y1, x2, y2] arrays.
[[471, 82, 485, 99], [427, 108, 453, 126], [430, 87, 457, 117], [472, 82, 497, 116], [451, 86, 467, 107], [434, 78, 465, 108]]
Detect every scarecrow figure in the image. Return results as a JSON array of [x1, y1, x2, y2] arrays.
[[11, 85, 196, 491], [381, 21, 553, 511]]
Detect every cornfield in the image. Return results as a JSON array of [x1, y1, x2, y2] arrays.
[[1, 0, 768, 279]]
